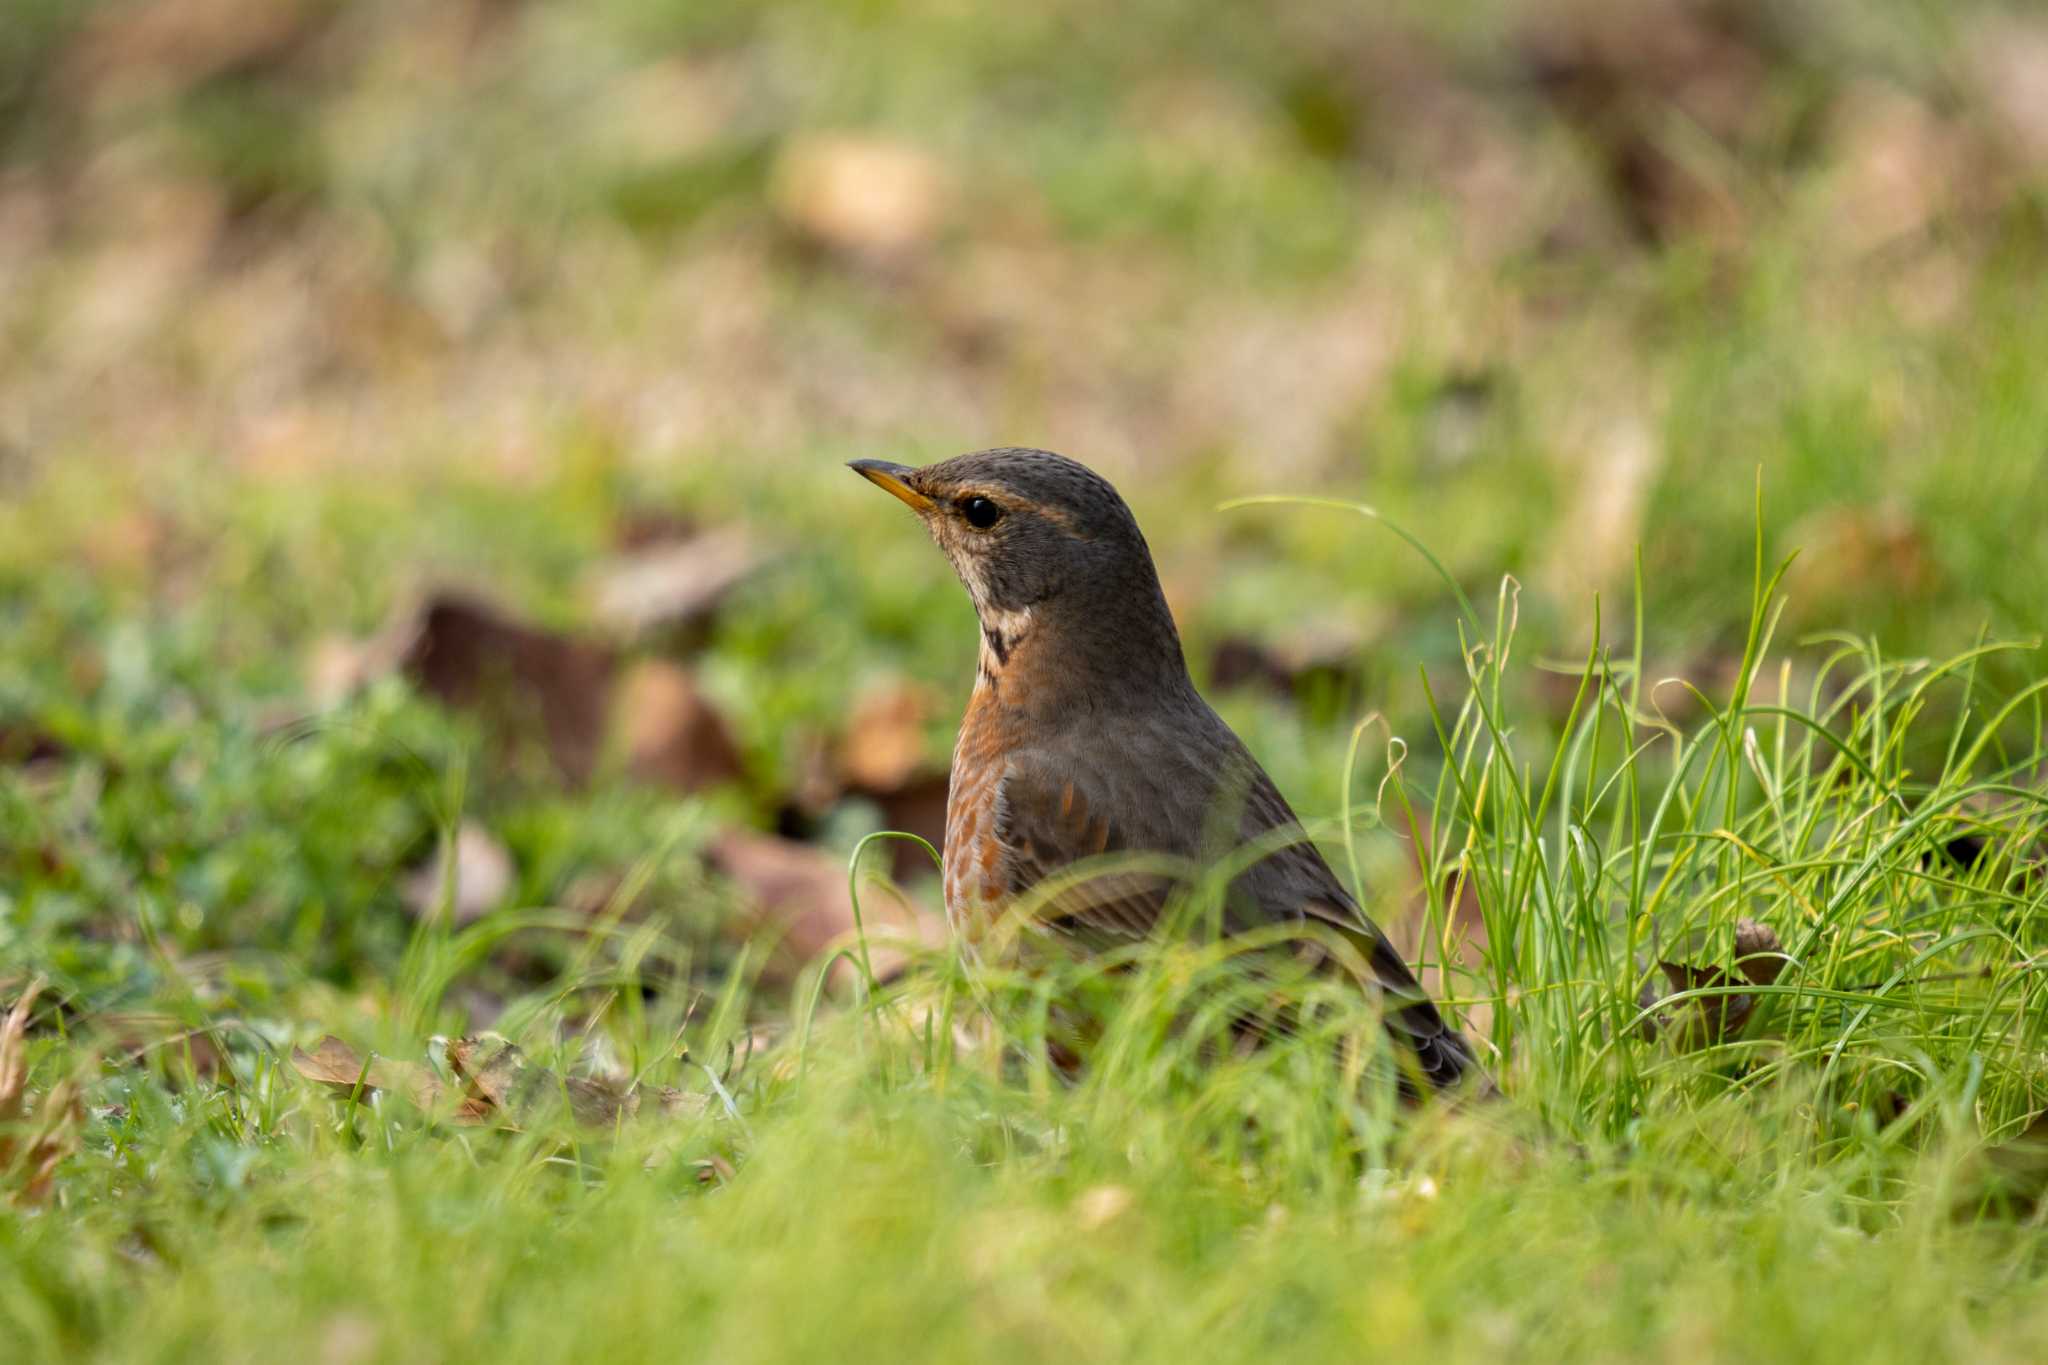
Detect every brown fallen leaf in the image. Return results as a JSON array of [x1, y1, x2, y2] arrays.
[[402, 595, 619, 784], [1788, 501, 1938, 608], [1732, 917, 1786, 987], [838, 680, 939, 793], [617, 660, 745, 793], [771, 133, 949, 258], [312, 593, 750, 797], [1637, 918, 1783, 1048], [1, 979, 82, 1206], [588, 526, 759, 645], [860, 772, 950, 884], [290, 1035, 451, 1113], [444, 1035, 708, 1127], [827, 680, 950, 882], [1518, 0, 1768, 245], [1968, 15, 2048, 172], [292, 1034, 708, 1129], [707, 829, 944, 986], [401, 821, 516, 925], [694, 1153, 738, 1186], [309, 591, 617, 784], [63, 0, 322, 101]]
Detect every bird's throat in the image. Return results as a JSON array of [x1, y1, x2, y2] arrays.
[[974, 604, 1035, 692]]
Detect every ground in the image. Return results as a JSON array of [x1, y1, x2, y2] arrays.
[[3, 2, 2048, 1361]]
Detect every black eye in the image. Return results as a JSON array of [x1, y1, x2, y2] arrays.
[[961, 496, 1004, 530]]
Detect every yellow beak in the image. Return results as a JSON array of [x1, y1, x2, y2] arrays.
[[848, 459, 935, 513]]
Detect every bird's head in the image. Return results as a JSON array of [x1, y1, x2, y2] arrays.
[[851, 448, 1187, 693]]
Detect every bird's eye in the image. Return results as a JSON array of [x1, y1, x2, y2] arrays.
[[961, 496, 1004, 530]]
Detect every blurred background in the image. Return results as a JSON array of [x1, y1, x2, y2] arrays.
[[4, 0, 2047, 1003]]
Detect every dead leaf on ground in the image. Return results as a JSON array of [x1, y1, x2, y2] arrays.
[[446, 1035, 710, 1126], [1637, 917, 1784, 1048], [707, 828, 944, 986], [291, 1034, 709, 1128], [308, 590, 618, 783], [290, 1035, 450, 1112], [401, 821, 515, 925], [1968, 16, 2048, 172], [771, 133, 950, 258], [829, 681, 950, 881], [310, 592, 751, 796], [1518, 0, 1773, 245], [588, 526, 760, 645], [103, 1013, 226, 1079], [838, 680, 939, 793], [401, 595, 619, 783], [63, 0, 324, 106], [1, 979, 82, 1206], [1788, 501, 1938, 607], [616, 660, 745, 793], [861, 772, 950, 884]]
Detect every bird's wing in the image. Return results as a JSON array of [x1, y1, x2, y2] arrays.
[[1235, 766, 1481, 1090], [997, 734, 1481, 1091], [991, 762, 1180, 945]]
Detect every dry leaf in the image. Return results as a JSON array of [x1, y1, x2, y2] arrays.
[[1, 979, 82, 1205], [1788, 502, 1937, 607], [1732, 917, 1785, 987], [401, 595, 619, 784], [293, 1034, 708, 1129], [401, 821, 515, 925], [617, 660, 745, 793], [310, 591, 619, 784], [1637, 918, 1782, 1048], [589, 527, 759, 644], [707, 829, 943, 985], [861, 773, 950, 884], [693, 1153, 737, 1186], [290, 1035, 449, 1112], [1969, 16, 2048, 171], [838, 680, 938, 793], [444, 1035, 706, 1127], [64, 0, 320, 104], [771, 133, 948, 257]]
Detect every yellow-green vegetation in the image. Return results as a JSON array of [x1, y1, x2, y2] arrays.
[[4, 1, 2048, 1361]]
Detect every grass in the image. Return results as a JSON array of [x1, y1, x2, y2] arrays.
[[5, 491, 2047, 1362], [7, 1, 2048, 1358]]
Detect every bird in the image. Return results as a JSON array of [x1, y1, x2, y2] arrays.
[[850, 447, 1480, 1092]]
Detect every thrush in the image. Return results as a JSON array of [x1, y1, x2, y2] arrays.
[[851, 447, 1479, 1092]]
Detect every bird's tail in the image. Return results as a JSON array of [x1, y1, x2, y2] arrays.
[[1364, 933, 1487, 1095]]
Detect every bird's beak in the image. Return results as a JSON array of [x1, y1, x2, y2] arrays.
[[848, 459, 936, 513]]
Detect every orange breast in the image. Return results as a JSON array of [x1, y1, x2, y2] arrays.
[[942, 686, 1015, 930]]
